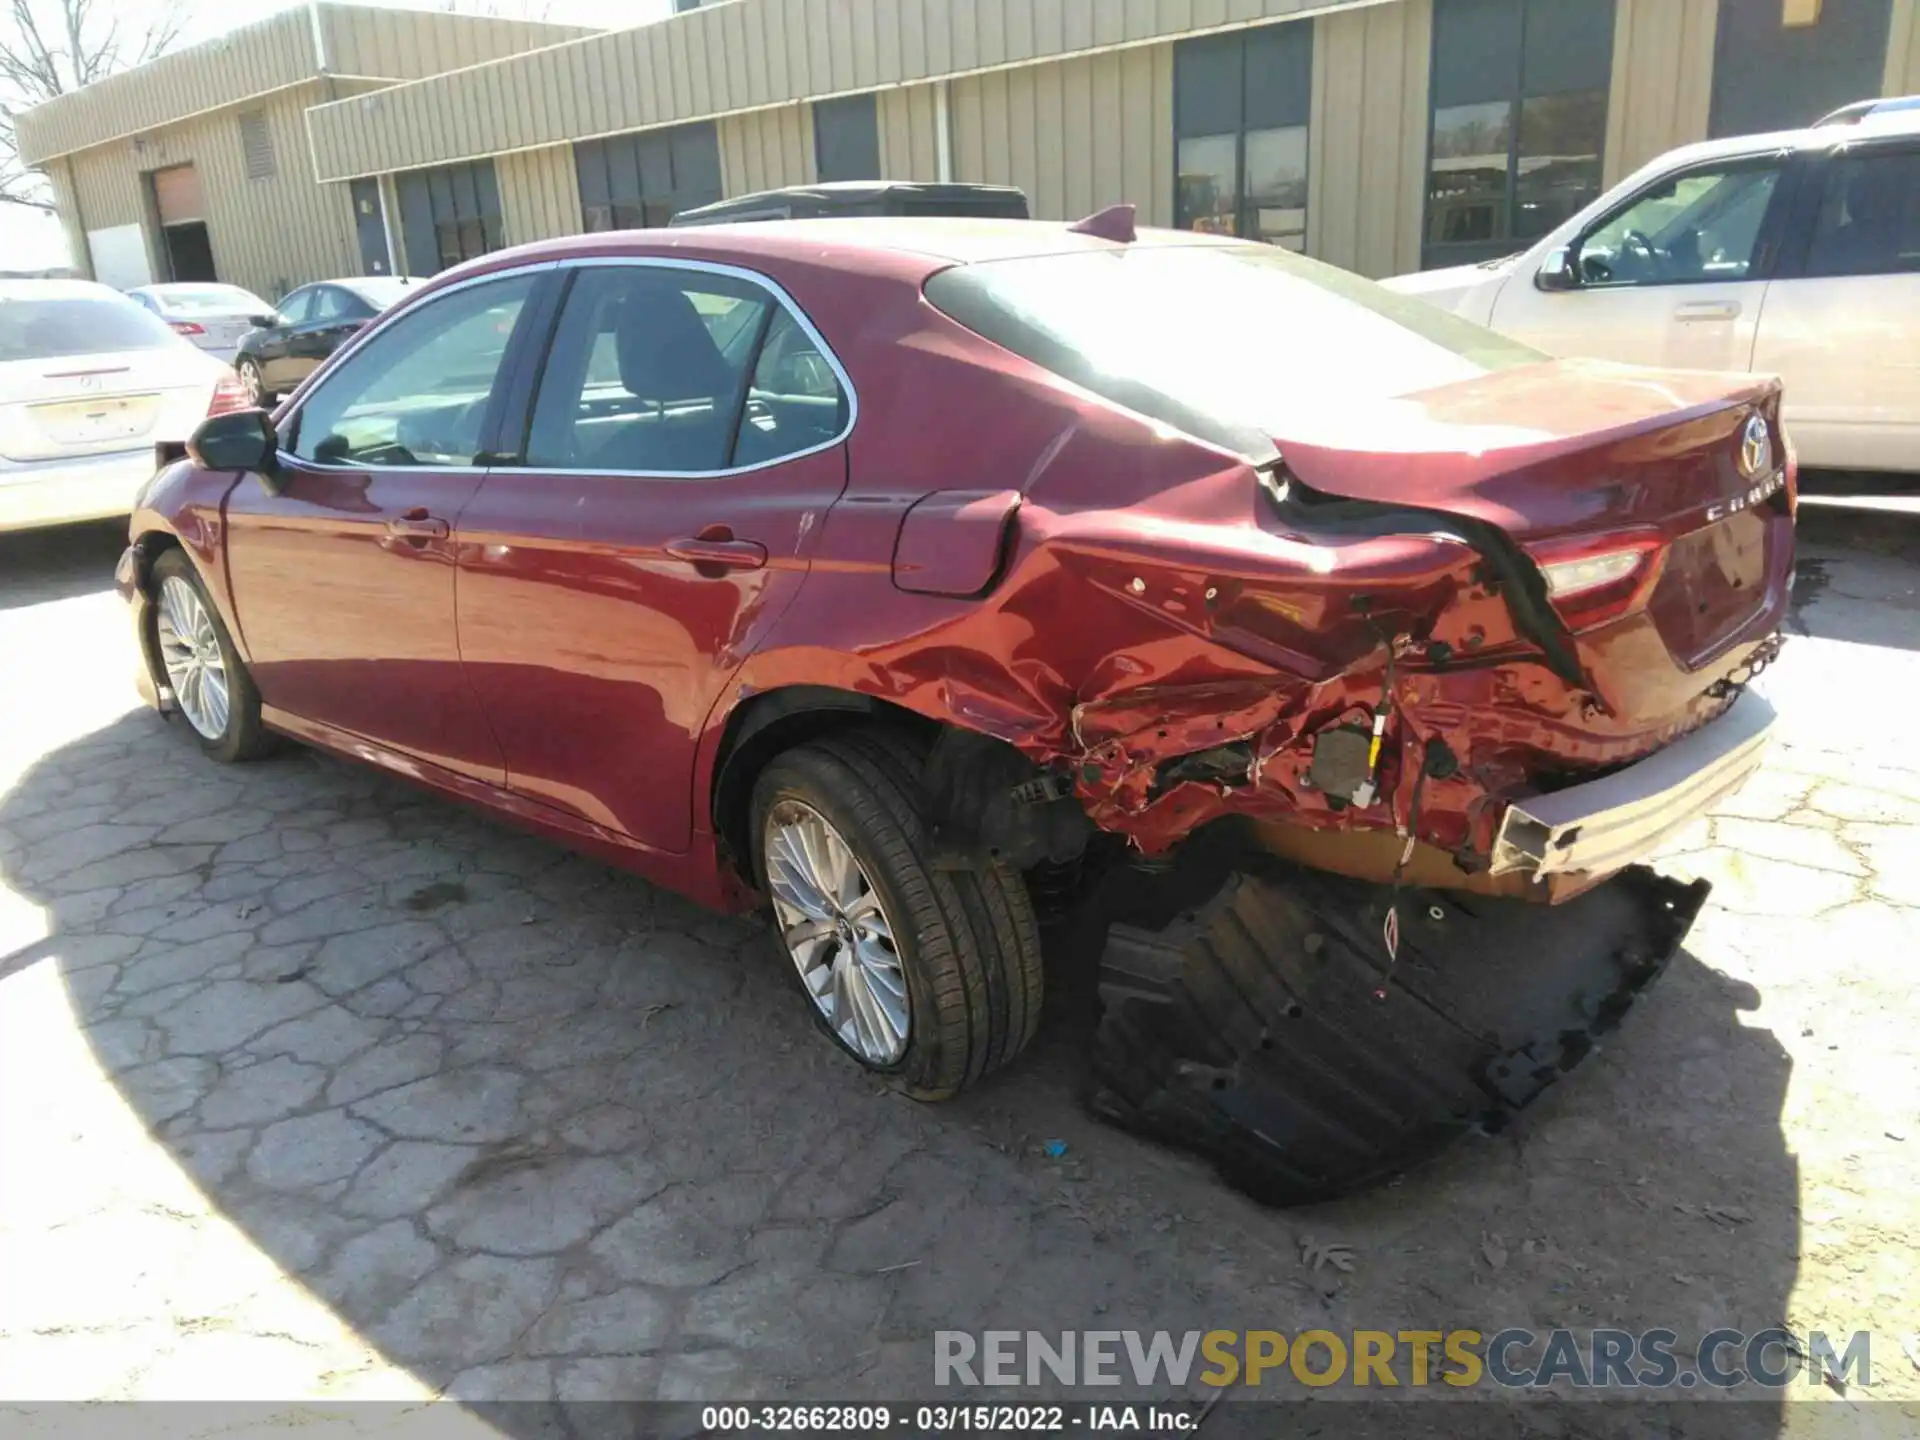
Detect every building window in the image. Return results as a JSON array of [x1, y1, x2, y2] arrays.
[[814, 94, 881, 184], [1708, 0, 1895, 139], [1174, 23, 1312, 251], [1424, 0, 1615, 268], [575, 122, 723, 232], [396, 161, 502, 275]]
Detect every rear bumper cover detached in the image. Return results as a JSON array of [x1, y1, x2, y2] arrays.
[[1490, 689, 1776, 880]]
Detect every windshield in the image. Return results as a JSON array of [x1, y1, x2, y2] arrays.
[[0, 296, 181, 363], [347, 278, 420, 310], [924, 243, 1544, 453], [150, 284, 269, 315]]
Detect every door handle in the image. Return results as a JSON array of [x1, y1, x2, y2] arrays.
[[665, 526, 769, 571], [386, 508, 449, 541], [1674, 301, 1741, 322]]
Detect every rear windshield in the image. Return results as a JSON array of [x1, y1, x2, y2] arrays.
[[923, 243, 1544, 455], [152, 285, 269, 315], [0, 296, 180, 363]]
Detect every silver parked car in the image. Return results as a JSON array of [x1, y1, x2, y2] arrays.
[[126, 282, 275, 364], [1, 280, 247, 532]]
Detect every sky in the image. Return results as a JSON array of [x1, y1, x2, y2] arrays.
[[2, 0, 673, 271]]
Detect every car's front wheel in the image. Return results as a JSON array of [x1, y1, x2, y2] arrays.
[[237, 357, 272, 407], [751, 729, 1044, 1099], [151, 549, 275, 763]]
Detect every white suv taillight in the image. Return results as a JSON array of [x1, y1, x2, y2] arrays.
[[207, 373, 250, 417]]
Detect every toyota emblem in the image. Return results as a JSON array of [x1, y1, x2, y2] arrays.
[[1739, 413, 1773, 479]]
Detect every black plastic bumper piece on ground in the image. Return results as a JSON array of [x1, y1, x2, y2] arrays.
[[1086, 858, 1710, 1207]]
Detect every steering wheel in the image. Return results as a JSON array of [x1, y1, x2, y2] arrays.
[[1620, 228, 1659, 275]]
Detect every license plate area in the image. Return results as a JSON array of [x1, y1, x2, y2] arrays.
[[30, 394, 160, 448]]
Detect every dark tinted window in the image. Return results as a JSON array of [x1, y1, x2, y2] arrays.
[[1426, 0, 1614, 266], [290, 274, 533, 468], [814, 93, 882, 183], [925, 244, 1542, 457], [396, 161, 503, 275], [1804, 148, 1920, 277], [576, 123, 723, 232], [1174, 23, 1311, 249], [0, 294, 180, 361], [527, 267, 846, 473]]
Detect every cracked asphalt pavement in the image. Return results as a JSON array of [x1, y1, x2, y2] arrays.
[[1, 513, 1916, 1428]]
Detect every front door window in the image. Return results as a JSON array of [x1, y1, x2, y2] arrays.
[[1575, 163, 1784, 287]]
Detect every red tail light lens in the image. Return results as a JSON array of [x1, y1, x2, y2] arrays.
[[1527, 532, 1666, 633], [207, 372, 251, 417], [170, 320, 206, 336]]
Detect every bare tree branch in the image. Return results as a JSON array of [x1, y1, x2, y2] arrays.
[[0, 0, 186, 210]]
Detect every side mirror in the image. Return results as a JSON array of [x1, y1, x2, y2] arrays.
[[1535, 247, 1580, 292], [188, 408, 280, 488], [248, 313, 280, 329]]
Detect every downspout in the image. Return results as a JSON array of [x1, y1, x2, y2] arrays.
[[934, 79, 953, 183], [309, 1, 337, 101]]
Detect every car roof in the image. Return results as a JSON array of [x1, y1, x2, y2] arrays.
[[471, 216, 1245, 279], [0, 277, 129, 303], [1650, 104, 1920, 170]]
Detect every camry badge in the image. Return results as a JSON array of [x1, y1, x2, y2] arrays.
[[1739, 412, 1772, 479]]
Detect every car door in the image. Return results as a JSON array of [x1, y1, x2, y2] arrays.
[[253, 286, 314, 391], [283, 285, 364, 388], [455, 259, 852, 853], [1489, 154, 1796, 374], [1751, 139, 1920, 473], [222, 269, 543, 781]]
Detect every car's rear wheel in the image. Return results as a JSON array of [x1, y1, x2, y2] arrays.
[[751, 728, 1044, 1099], [237, 357, 272, 407], [151, 549, 275, 763]]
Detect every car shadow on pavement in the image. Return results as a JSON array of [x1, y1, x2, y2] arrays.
[[0, 700, 1804, 1429]]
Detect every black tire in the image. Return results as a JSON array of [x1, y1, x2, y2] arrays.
[[150, 548, 276, 763], [751, 726, 1045, 1100], [237, 358, 272, 406]]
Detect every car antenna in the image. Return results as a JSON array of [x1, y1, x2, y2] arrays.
[[1069, 203, 1136, 243]]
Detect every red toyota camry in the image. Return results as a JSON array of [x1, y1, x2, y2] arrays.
[[118, 213, 1792, 1200]]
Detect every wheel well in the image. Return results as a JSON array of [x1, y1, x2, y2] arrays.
[[710, 687, 936, 877], [131, 531, 184, 684]]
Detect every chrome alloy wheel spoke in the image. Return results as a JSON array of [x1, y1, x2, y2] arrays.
[[765, 801, 909, 1066]]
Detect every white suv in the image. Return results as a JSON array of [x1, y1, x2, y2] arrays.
[[1383, 103, 1920, 477]]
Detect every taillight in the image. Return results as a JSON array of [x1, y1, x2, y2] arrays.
[[1782, 426, 1799, 519], [1527, 532, 1666, 633], [170, 320, 206, 336], [207, 372, 250, 417]]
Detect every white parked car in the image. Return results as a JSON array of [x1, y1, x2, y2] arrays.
[[1383, 102, 1920, 476], [1, 280, 248, 532], [126, 282, 276, 364]]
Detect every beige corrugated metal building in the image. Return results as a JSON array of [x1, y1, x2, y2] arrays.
[[20, 0, 1920, 295], [15, 4, 592, 298]]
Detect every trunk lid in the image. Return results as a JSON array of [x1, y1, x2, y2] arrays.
[[0, 349, 215, 463], [1269, 358, 1781, 542], [1269, 358, 1791, 683]]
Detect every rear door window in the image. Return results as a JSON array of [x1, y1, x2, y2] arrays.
[[1802, 147, 1920, 277], [524, 265, 848, 474]]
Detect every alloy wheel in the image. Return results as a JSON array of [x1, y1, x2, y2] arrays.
[[763, 800, 910, 1065], [155, 575, 231, 741], [239, 361, 263, 406]]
